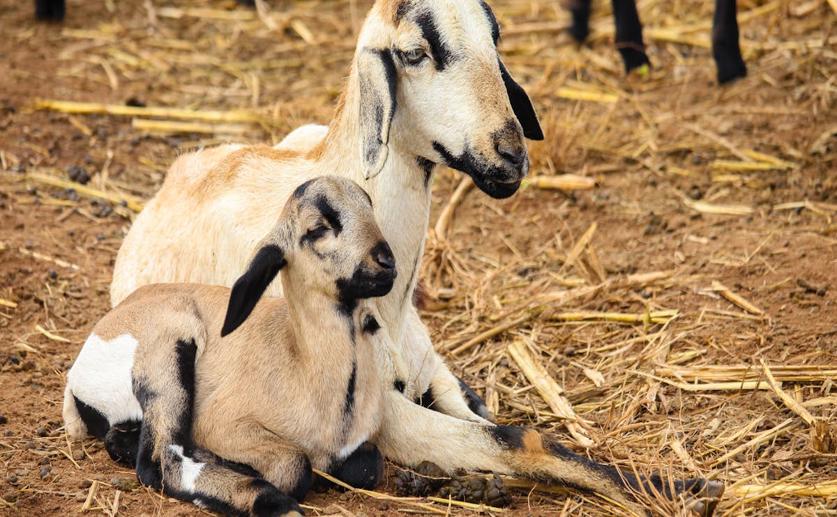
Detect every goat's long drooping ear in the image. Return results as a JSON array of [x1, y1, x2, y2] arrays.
[[221, 245, 287, 337], [358, 48, 398, 179], [498, 59, 544, 141]]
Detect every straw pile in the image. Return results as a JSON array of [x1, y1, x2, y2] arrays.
[[0, 0, 834, 515]]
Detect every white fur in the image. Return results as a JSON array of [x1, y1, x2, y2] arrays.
[[274, 124, 328, 153], [66, 334, 143, 425], [168, 444, 205, 492]]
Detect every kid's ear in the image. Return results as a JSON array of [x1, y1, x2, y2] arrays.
[[221, 245, 286, 337]]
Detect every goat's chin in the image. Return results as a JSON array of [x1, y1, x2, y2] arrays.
[[432, 142, 527, 199], [470, 173, 522, 199], [338, 270, 396, 305]]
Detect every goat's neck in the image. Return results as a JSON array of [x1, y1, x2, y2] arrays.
[[282, 283, 360, 372], [316, 82, 434, 340]]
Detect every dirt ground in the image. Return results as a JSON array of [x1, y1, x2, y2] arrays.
[[1, 0, 835, 515]]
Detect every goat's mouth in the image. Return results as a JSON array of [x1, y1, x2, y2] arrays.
[[337, 268, 396, 303], [432, 142, 527, 199]]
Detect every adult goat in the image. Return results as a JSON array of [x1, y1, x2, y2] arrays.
[[111, 0, 543, 427]]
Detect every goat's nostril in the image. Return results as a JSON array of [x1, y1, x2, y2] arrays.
[[495, 142, 525, 167], [371, 242, 395, 270]]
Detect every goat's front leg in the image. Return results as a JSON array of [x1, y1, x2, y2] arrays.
[[376, 390, 723, 516], [401, 307, 491, 422], [712, 0, 746, 83], [133, 337, 302, 516], [202, 421, 314, 500]]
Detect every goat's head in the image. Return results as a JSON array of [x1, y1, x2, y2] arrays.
[[355, 0, 543, 198], [221, 176, 396, 336]]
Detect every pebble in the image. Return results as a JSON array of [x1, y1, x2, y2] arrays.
[[72, 449, 85, 461], [110, 477, 139, 492], [35, 426, 48, 437], [0, 415, 7, 425], [67, 165, 91, 185], [79, 479, 92, 488], [39, 466, 51, 479]]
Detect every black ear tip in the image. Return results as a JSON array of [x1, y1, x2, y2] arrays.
[[220, 311, 243, 337], [526, 126, 544, 141]]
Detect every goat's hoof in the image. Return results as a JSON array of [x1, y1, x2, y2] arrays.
[[686, 480, 724, 517]]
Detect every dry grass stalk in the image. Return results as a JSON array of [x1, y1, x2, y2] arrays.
[[683, 198, 753, 216], [730, 480, 837, 499], [447, 313, 535, 356], [34, 99, 262, 124], [760, 360, 816, 426], [0, 298, 17, 309], [524, 174, 597, 191], [17, 247, 80, 271], [550, 310, 677, 325], [507, 340, 594, 447], [26, 171, 144, 213], [657, 365, 837, 382], [80, 480, 98, 512], [710, 418, 795, 466], [34, 324, 71, 343], [710, 160, 791, 172], [633, 370, 774, 392], [434, 176, 475, 241], [555, 87, 618, 104], [711, 281, 764, 315], [563, 222, 597, 270], [131, 118, 250, 135]]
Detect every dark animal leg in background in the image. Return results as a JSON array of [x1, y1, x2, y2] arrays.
[[611, 0, 651, 73], [568, 0, 593, 43], [712, 0, 747, 84], [34, 0, 65, 21]]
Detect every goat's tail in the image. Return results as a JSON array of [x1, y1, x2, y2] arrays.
[[377, 391, 723, 516], [62, 384, 87, 440]]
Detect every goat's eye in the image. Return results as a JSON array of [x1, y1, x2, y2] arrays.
[[402, 48, 427, 66], [304, 223, 330, 241]]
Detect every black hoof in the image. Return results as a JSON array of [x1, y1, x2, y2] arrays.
[[716, 59, 747, 84], [618, 47, 651, 74], [104, 420, 141, 467], [329, 442, 383, 490]]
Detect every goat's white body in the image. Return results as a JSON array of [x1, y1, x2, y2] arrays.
[[64, 333, 143, 435]]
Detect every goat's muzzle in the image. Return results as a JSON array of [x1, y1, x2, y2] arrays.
[[339, 242, 397, 301]]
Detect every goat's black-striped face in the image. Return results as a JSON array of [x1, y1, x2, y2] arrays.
[[223, 177, 394, 335], [357, 0, 543, 198], [287, 177, 396, 310]]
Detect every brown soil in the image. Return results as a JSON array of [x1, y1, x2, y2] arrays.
[[1, 0, 835, 516]]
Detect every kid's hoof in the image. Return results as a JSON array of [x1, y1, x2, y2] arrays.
[[685, 479, 724, 517]]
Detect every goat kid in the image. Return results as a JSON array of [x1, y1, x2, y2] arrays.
[[566, 0, 747, 84], [66, 178, 724, 516], [64, 176, 397, 515], [111, 0, 543, 427]]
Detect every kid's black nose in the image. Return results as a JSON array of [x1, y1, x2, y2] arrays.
[[371, 242, 395, 271]]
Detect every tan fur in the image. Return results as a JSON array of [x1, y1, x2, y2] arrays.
[[72, 177, 391, 515]]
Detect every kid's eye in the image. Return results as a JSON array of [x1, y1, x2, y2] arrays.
[[304, 223, 330, 241]]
